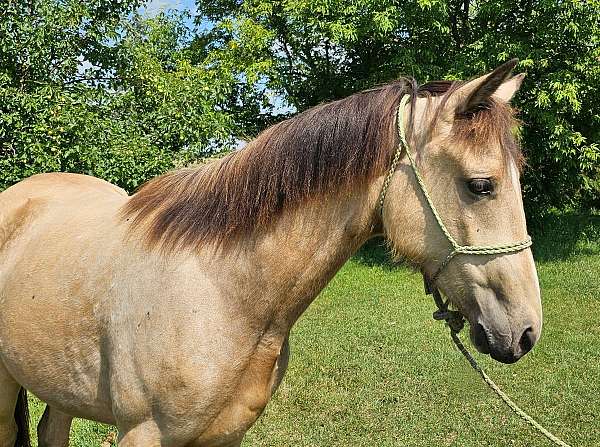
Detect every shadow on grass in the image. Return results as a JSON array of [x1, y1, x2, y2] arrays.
[[353, 237, 398, 269], [530, 211, 600, 262], [353, 212, 600, 267]]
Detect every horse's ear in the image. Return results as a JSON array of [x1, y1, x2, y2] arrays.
[[493, 73, 525, 103], [454, 59, 519, 115]]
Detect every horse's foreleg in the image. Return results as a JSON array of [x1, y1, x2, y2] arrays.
[[0, 363, 20, 447], [271, 336, 290, 394], [222, 441, 242, 447], [117, 421, 161, 447], [37, 405, 72, 447], [0, 378, 21, 447]]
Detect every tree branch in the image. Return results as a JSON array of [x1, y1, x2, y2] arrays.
[[450, 0, 461, 48]]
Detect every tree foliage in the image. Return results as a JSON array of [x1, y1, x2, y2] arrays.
[[1, 0, 598, 216], [0, 0, 235, 192], [195, 0, 600, 215]]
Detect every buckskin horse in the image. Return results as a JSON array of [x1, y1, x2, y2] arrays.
[[0, 59, 541, 446]]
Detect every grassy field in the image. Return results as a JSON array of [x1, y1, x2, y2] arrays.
[[26, 213, 600, 446]]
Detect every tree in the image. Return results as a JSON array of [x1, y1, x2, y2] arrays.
[[0, 0, 236, 192], [194, 0, 600, 216]]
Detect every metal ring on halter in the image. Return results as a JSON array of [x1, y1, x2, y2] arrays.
[[378, 94, 532, 283]]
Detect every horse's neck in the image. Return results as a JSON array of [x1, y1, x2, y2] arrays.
[[215, 186, 380, 334]]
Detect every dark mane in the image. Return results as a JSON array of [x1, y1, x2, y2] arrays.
[[122, 78, 519, 251]]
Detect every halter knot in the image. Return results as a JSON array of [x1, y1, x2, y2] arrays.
[[432, 308, 465, 334], [426, 278, 466, 334]]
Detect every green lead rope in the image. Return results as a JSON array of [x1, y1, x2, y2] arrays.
[[433, 287, 573, 447]]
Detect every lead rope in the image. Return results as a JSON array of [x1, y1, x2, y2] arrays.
[[426, 278, 573, 447]]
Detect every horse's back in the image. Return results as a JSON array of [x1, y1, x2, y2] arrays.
[[0, 172, 127, 207], [0, 172, 127, 248]]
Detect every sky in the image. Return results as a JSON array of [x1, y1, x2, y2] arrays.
[[78, 0, 199, 80], [141, 0, 197, 17]]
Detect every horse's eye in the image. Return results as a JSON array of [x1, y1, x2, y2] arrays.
[[467, 178, 493, 195]]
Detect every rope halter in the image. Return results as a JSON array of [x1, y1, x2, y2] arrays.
[[378, 94, 532, 286]]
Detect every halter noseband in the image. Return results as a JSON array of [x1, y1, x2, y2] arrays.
[[378, 94, 532, 285]]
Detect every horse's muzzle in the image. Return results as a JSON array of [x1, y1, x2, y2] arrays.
[[470, 322, 538, 364]]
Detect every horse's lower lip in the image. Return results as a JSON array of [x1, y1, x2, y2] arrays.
[[471, 323, 523, 364]]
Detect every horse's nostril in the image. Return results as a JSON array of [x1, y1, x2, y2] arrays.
[[518, 327, 535, 355]]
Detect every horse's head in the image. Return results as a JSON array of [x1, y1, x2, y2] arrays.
[[382, 60, 541, 364]]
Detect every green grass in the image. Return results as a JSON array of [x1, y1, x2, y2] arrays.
[[26, 212, 600, 446]]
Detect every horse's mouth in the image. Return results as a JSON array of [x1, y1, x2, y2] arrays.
[[470, 322, 491, 355], [470, 322, 521, 364], [437, 292, 532, 365]]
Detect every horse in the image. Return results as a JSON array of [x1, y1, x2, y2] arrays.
[[0, 59, 541, 446]]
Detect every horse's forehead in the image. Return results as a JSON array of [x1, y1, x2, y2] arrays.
[[435, 125, 514, 178], [455, 142, 507, 171], [425, 129, 507, 178], [507, 156, 522, 187]]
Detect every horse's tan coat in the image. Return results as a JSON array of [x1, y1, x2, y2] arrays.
[[0, 64, 541, 446], [0, 173, 375, 446]]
